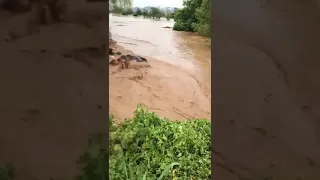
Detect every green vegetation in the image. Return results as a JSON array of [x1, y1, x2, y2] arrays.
[[1, 105, 211, 180], [110, 0, 133, 9], [111, 6, 176, 20], [0, 164, 15, 180], [173, 0, 211, 37], [78, 105, 211, 180], [147, 7, 164, 19], [133, 8, 142, 16], [110, 0, 210, 36]]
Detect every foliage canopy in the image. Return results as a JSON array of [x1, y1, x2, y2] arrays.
[[77, 105, 212, 180], [0, 106, 211, 180], [173, 0, 211, 37]]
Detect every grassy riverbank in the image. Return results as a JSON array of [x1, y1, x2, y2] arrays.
[[1, 106, 211, 180], [79, 105, 211, 180]]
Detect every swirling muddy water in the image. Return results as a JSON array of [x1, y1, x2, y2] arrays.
[[109, 14, 211, 85]]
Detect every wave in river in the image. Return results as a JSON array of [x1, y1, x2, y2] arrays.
[[112, 34, 157, 47]]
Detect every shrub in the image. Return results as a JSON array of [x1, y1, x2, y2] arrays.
[[173, 22, 189, 31], [77, 105, 211, 180], [0, 164, 15, 180]]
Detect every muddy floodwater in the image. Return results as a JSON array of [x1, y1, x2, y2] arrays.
[[109, 14, 211, 121], [109, 14, 211, 83]]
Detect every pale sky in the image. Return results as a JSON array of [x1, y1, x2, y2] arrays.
[[132, 0, 183, 8]]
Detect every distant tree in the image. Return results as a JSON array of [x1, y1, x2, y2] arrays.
[[171, 8, 179, 18], [110, 0, 132, 9], [170, 12, 175, 19], [165, 9, 172, 20], [149, 7, 164, 19], [110, 0, 132, 39], [141, 9, 148, 17], [133, 7, 142, 16], [112, 5, 124, 13], [112, 5, 167, 21], [122, 8, 133, 15]]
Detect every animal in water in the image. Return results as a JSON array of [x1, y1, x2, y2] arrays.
[[109, 55, 126, 66], [109, 56, 119, 65], [109, 48, 115, 55], [120, 55, 127, 61], [134, 56, 143, 62], [123, 59, 130, 68], [125, 55, 148, 62], [116, 56, 129, 69], [132, 55, 147, 62], [109, 54, 148, 68], [139, 56, 147, 62], [125, 55, 135, 61]]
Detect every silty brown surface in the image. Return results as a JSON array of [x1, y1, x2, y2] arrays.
[[109, 15, 212, 99], [212, 0, 320, 179], [109, 45, 211, 123], [0, 1, 108, 179]]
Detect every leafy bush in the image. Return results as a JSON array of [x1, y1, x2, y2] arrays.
[[173, 0, 211, 37], [77, 105, 211, 180], [173, 22, 189, 31], [0, 106, 210, 180], [192, 0, 211, 36], [0, 164, 15, 180], [109, 105, 211, 179]]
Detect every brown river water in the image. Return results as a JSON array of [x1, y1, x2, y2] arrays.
[[109, 14, 212, 121], [0, 1, 319, 179], [109, 14, 211, 80]]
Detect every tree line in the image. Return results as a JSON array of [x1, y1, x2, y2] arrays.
[[111, 6, 176, 20], [173, 0, 211, 37], [110, 0, 211, 37]]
